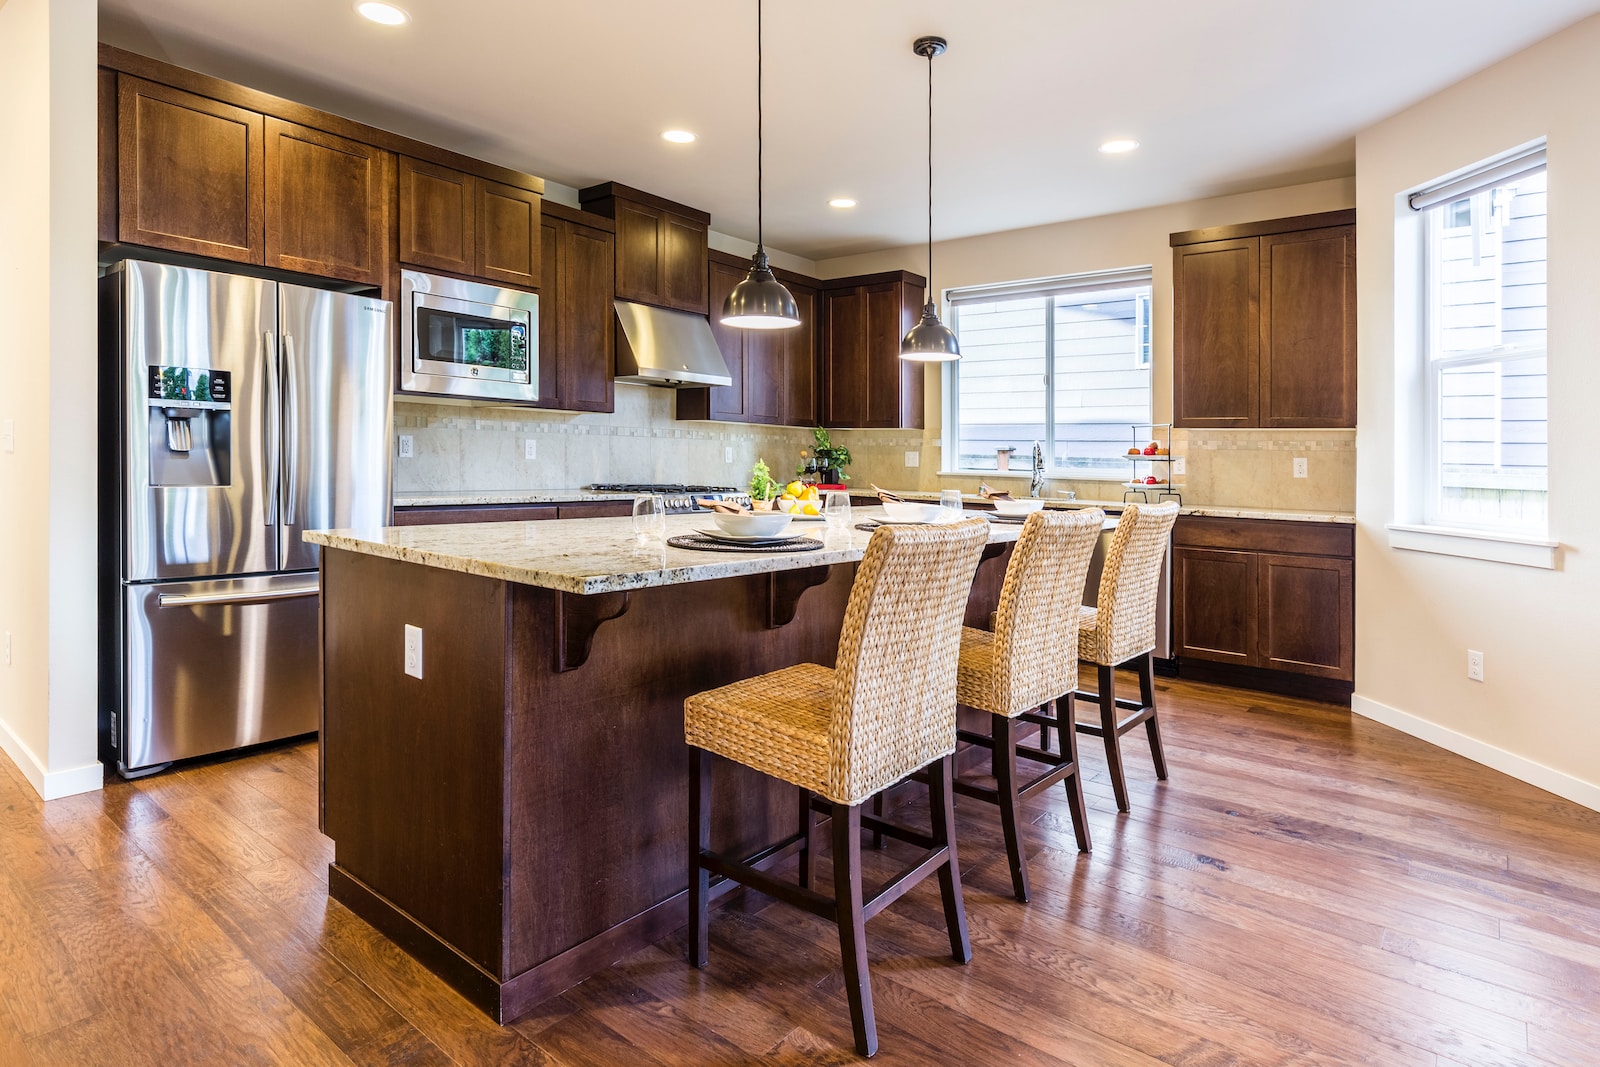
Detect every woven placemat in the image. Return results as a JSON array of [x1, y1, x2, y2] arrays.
[[667, 533, 826, 554]]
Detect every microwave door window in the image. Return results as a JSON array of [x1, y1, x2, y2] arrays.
[[418, 309, 527, 372]]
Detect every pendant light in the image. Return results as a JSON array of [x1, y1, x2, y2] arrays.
[[721, 0, 800, 330], [901, 36, 960, 362]]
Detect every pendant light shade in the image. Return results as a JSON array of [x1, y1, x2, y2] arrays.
[[721, 0, 800, 330], [901, 35, 959, 362]]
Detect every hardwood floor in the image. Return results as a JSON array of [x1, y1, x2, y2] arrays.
[[4, 674, 1600, 1065]]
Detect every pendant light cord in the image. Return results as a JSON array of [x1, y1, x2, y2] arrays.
[[926, 46, 934, 300], [756, 0, 765, 254]]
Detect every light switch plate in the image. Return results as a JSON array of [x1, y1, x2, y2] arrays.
[[1, 418, 13, 454], [524, 438, 537, 461], [725, 446, 734, 463], [398, 435, 414, 459], [1292, 456, 1308, 479], [404, 624, 423, 679], [3, 632, 10, 666], [905, 451, 920, 468]]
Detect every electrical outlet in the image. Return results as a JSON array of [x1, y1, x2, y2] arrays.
[[3, 632, 10, 666], [1173, 455, 1186, 476], [904, 451, 920, 468], [404, 624, 424, 680], [725, 446, 734, 463], [1292, 456, 1308, 479], [398, 434, 414, 459], [1466, 649, 1484, 683], [524, 438, 537, 461], [1, 419, 13, 454]]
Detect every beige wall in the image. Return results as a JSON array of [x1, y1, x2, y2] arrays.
[[814, 178, 1357, 509], [0, 0, 103, 798], [1354, 14, 1600, 808]]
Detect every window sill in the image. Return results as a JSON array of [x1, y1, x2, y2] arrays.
[[1385, 523, 1558, 569], [937, 469, 1128, 483]]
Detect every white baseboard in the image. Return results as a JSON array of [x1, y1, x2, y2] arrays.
[[1351, 693, 1600, 813], [0, 716, 104, 801]]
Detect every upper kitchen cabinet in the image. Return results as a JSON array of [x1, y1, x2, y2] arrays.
[[1171, 210, 1356, 429], [265, 119, 391, 286], [117, 75, 264, 265], [535, 202, 616, 413], [579, 183, 709, 314], [398, 157, 542, 289], [678, 251, 817, 426], [820, 272, 926, 430]]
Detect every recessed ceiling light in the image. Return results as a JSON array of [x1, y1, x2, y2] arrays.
[[356, 2, 409, 25], [1099, 138, 1140, 155], [828, 198, 857, 209], [662, 130, 696, 144]]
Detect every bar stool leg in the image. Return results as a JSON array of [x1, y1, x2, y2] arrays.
[[798, 787, 816, 890], [1098, 663, 1131, 813], [688, 747, 712, 967], [990, 714, 1029, 902], [1058, 695, 1092, 853], [1038, 702, 1052, 753], [870, 793, 886, 850], [831, 803, 877, 1058], [928, 754, 972, 962], [1138, 653, 1169, 781]]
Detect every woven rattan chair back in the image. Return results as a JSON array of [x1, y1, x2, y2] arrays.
[[988, 508, 1105, 713], [828, 518, 989, 805], [1087, 501, 1180, 666]]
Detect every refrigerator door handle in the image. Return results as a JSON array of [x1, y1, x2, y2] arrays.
[[283, 334, 300, 526], [264, 330, 280, 526], [157, 580, 320, 609]]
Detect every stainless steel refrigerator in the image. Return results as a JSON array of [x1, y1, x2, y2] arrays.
[[100, 260, 392, 776]]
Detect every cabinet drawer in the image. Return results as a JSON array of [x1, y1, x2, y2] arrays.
[[393, 505, 557, 525], [1173, 516, 1351, 558], [556, 502, 633, 520]]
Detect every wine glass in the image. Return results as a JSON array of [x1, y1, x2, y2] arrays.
[[823, 490, 851, 532], [939, 489, 963, 517], [632, 495, 666, 544]]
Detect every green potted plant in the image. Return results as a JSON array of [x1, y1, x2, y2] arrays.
[[809, 426, 852, 484], [748, 458, 780, 510]]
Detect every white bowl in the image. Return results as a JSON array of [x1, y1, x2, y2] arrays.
[[712, 511, 794, 538], [991, 498, 1046, 517], [880, 501, 947, 523]]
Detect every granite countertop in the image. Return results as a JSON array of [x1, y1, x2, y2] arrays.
[[306, 507, 1025, 595], [892, 491, 1354, 525], [394, 489, 615, 507]]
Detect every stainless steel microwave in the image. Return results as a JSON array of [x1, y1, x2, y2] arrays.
[[399, 269, 539, 403]]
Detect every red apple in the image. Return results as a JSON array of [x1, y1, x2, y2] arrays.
[[1146, 475, 1158, 485]]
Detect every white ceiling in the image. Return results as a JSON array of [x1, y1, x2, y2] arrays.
[[99, 0, 1600, 261]]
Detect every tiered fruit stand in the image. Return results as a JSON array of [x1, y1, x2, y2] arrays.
[[1123, 423, 1181, 505]]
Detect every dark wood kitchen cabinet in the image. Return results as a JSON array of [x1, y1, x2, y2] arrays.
[[1171, 210, 1356, 429], [117, 75, 264, 264], [820, 272, 926, 429], [265, 118, 391, 286], [534, 202, 616, 413], [398, 157, 542, 289], [677, 250, 818, 426], [579, 183, 709, 314], [1173, 515, 1354, 699]]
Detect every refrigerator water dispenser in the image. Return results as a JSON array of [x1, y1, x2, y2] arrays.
[[147, 365, 232, 488]]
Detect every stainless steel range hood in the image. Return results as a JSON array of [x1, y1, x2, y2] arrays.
[[613, 300, 732, 387]]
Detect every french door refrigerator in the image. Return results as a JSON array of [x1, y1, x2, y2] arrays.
[[101, 260, 392, 776]]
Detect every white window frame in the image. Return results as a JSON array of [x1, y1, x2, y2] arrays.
[[1388, 141, 1557, 568], [941, 267, 1153, 477]]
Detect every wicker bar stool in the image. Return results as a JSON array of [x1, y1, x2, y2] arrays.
[[1071, 500, 1180, 813], [684, 518, 989, 1059], [952, 508, 1104, 902]]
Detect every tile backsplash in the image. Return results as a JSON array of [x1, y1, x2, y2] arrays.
[[394, 391, 1354, 513]]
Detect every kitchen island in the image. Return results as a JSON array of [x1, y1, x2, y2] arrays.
[[306, 510, 1025, 1021]]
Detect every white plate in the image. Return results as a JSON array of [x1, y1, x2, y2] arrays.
[[695, 529, 804, 544]]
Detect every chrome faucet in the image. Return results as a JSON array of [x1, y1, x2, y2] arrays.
[[1030, 441, 1045, 499]]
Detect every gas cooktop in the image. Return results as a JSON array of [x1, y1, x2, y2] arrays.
[[586, 483, 751, 515]]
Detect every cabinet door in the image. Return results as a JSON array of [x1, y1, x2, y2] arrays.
[[613, 201, 662, 305], [399, 157, 475, 275], [477, 180, 541, 289], [265, 119, 390, 285], [823, 287, 867, 427], [1174, 238, 1260, 428], [660, 211, 709, 313], [118, 76, 264, 263], [558, 222, 616, 413], [744, 327, 784, 425], [535, 218, 562, 406], [1174, 547, 1257, 666], [1260, 226, 1356, 428], [1257, 552, 1353, 680], [863, 283, 904, 428], [704, 258, 748, 420], [784, 284, 818, 426]]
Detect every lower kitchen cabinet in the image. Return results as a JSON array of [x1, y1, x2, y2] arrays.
[[1173, 516, 1354, 698], [392, 500, 633, 526]]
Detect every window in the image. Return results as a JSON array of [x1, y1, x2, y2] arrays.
[[946, 268, 1153, 475], [1414, 146, 1547, 533]]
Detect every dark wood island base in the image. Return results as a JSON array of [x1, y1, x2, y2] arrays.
[[318, 541, 1011, 1021]]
